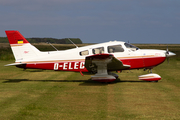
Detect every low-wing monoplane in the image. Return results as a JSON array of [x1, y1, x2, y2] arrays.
[[5, 30, 176, 82]]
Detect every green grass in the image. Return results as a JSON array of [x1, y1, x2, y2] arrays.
[[0, 59, 180, 120], [0, 44, 180, 119]]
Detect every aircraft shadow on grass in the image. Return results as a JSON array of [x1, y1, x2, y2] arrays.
[[3, 78, 147, 86]]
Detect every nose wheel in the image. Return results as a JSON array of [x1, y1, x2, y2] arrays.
[[149, 69, 152, 73], [144, 68, 153, 73]]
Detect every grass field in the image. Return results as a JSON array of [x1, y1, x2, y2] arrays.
[[0, 44, 180, 119]]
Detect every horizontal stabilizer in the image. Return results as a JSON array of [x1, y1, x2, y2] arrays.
[[5, 63, 26, 66]]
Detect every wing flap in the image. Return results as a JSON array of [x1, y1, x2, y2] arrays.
[[85, 53, 130, 72], [107, 56, 130, 71]]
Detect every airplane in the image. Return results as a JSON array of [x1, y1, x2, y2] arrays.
[[5, 30, 176, 82]]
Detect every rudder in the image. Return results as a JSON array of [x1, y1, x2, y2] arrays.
[[5, 30, 29, 45]]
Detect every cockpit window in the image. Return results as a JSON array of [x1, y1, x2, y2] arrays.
[[80, 50, 89, 56], [108, 45, 124, 53], [124, 43, 139, 51], [92, 47, 104, 54]]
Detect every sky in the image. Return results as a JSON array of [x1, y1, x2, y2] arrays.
[[0, 0, 180, 44]]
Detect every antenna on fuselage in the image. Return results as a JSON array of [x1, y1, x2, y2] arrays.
[[68, 38, 78, 48], [47, 42, 58, 51]]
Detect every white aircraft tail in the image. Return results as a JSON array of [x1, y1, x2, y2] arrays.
[[5, 30, 41, 62]]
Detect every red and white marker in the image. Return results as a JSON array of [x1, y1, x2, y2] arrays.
[[138, 73, 161, 82]]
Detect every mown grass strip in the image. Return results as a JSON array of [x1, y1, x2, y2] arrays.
[[0, 55, 180, 119]]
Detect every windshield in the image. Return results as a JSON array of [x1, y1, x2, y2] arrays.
[[124, 43, 139, 51]]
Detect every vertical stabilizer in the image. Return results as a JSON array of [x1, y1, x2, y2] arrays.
[[5, 30, 40, 62]]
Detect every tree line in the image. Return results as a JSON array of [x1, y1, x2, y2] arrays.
[[0, 37, 83, 44]]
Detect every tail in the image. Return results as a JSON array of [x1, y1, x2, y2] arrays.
[[5, 30, 40, 62]]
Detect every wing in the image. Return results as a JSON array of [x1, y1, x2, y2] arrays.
[[85, 53, 130, 73]]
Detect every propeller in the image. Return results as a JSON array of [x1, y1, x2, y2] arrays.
[[165, 45, 169, 63], [164, 45, 176, 64]]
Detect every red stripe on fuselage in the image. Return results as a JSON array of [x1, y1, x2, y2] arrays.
[[143, 56, 166, 68], [25, 61, 89, 72], [120, 56, 166, 69], [23, 56, 166, 72]]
